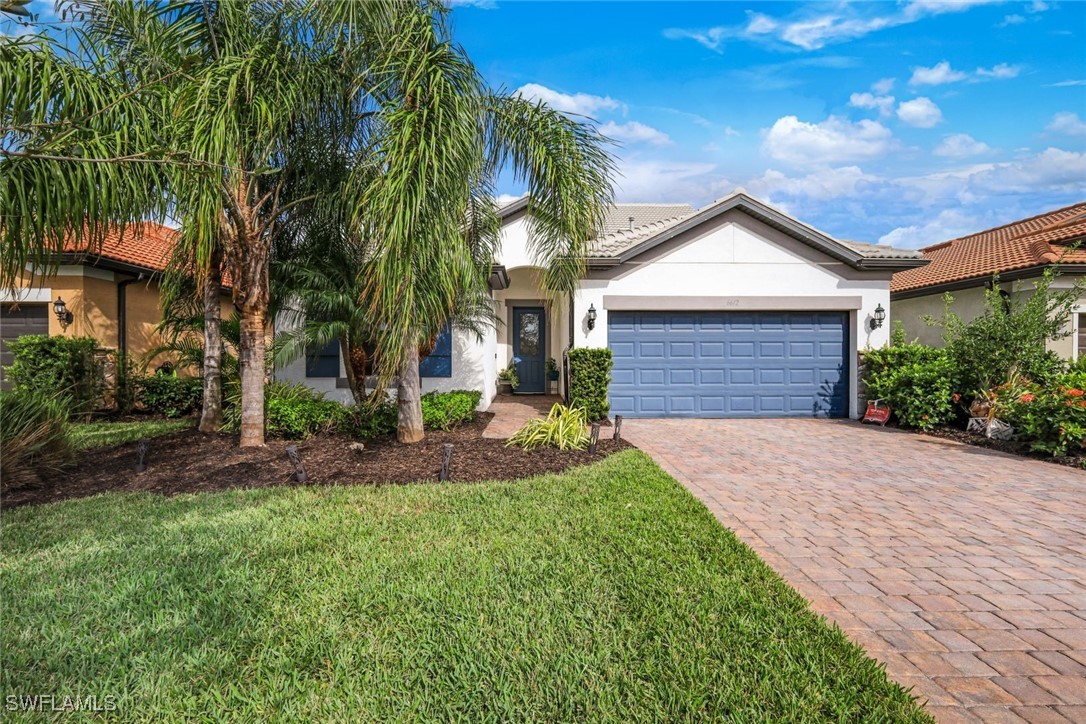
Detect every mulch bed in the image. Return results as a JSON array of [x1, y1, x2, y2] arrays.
[[5, 414, 633, 509], [887, 421, 1086, 469]]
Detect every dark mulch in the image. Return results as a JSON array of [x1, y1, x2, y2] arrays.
[[6, 414, 633, 509], [886, 421, 1086, 469]]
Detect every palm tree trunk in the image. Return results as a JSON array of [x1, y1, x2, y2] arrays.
[[239, 308, 266, 447], [340, 336, 365, 406], [199, 246, 224, 433], [397, 341, 424, 443]]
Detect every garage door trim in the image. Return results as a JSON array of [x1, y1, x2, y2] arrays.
[[603, 295, 862, 311]]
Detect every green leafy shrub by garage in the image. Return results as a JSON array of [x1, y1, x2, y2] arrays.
[[421, 390, 480, 430], [567, 348, 613, 421], [0, 389, 75, 490], [506, 403, 589, 451], [928, 269, 1079, 394], [863, 343, 955, 430], [4, 335, 103, 414], [137, 372, 203, 417]]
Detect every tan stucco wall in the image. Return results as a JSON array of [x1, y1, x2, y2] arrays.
[[8, 266, 234, 371], [893, 275, 1086, 359]]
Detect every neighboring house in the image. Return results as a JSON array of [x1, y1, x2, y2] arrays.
[[0, 223, 232, 388], [278, 190, 926, 418], [892, 202, 1086, 360]]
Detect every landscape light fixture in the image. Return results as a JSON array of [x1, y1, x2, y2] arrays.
[[53, 296, 73, 328], [870, 303, 886, 331], [586, 304, 597, 331]]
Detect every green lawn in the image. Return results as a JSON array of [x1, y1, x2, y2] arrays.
[[69, 418, 194, 450], [1, 451, 929, 722]]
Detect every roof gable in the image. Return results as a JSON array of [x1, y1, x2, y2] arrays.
[[594, 191, 926, 271]]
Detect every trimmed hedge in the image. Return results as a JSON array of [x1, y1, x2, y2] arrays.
[[421, 389, 480, 430], [4, 335, 103, 414], [567, 348, 613, 421]]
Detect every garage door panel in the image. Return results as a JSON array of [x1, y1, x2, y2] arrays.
[[608, 310, 848, 418]]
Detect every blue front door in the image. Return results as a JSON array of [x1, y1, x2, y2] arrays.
[[513, 307, 546, 393]]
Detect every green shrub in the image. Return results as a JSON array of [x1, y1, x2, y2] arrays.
[[0, 389, 75, 490], [863, 344, 955, 430], [506, 403, 589, 451], [567, 348, 613, 421], [421, 390, 480, 430], [342, 396, 398, 439], [1003, 374, 1086, 456], [928, 270, 1078, 394], [4, 335, 103, 414], [137, 373, 203, 417], [264, 382, 348, 440]]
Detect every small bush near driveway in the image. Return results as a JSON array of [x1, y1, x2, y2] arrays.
[[567, 347, 613, 421], [4, 335, 103, 415], [421, 389, 481, 430]]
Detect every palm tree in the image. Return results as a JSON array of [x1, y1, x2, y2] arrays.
[[1, 1, 386, 446], [337, 4, 615, 443]]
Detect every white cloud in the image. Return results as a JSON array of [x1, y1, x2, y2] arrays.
[[976, 63, 1021, 79], [663, 1, 997, 53], [897, 97, 943, 128], [878, 208, 983, 248], [872, 77, 896, 95], [762, 115, 895, 167], [598, 120, 672, 146], [613, 160, 726, 203], [1046, 112, 1086, 136], [909, 61, 967, 86], [969, 148, 1086, 194], [513, 83, 621, 117], [1029, 0, 1049, 12], [1047, 80, 1086, 87], [748, 166, 877, 202], [850, 92, 896, 117], [933, 133, 991, 158], [998, 14, 1025, 26], [495, 193, 522, 207], [724, 126, 741, 137]]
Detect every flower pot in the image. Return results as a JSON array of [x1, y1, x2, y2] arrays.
[[547, 371, 559, 381], [985, 418, 1014, 441], [498, 380, 512, 395], [966, 417, 989, 435]]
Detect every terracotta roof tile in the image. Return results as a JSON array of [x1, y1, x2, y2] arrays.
[[891, 202, 1086, 294], [63, 222, 179, 273]]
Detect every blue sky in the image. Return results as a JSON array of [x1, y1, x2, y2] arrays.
[[452, 0, 1086, 248]]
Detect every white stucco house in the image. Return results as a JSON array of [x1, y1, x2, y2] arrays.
[[276, 190, 927, 419]]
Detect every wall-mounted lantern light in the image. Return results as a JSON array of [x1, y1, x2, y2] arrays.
[[586, 303, 597, 331], [53, 296, 73, 329], [869, 303, 886, 331]]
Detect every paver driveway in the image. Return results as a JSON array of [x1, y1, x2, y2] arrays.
[[625, 419, 1086, 723]]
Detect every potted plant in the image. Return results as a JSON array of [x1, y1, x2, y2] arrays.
[[497, 359, 520, 394], [546, 357, 559, 381]]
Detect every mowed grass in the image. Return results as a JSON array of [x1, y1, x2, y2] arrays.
[[69, 418, 194, 450], [1, 450, 929, 722]]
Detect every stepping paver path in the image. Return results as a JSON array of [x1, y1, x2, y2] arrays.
[[481, 394, 564, 438], [625, 418, 1086, 723]]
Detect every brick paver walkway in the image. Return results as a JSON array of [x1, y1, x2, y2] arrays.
[[481, 394, 564, 438], [625, 418, 1086, 723]]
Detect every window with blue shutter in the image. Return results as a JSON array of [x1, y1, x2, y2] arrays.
[[419, 324, 452, 377], [305, 339, 340, 378]]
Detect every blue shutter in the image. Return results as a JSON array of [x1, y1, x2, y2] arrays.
[[419, 325, 452, 377], [305, 339, 340, 378]]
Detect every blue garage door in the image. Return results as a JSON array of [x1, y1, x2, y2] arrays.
[[608, 311, 848, 418]]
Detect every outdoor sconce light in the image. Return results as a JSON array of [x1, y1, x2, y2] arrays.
[[53, 296, 73, 328], [870, 303, 886, 331], [586, 304, 597, 331]]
